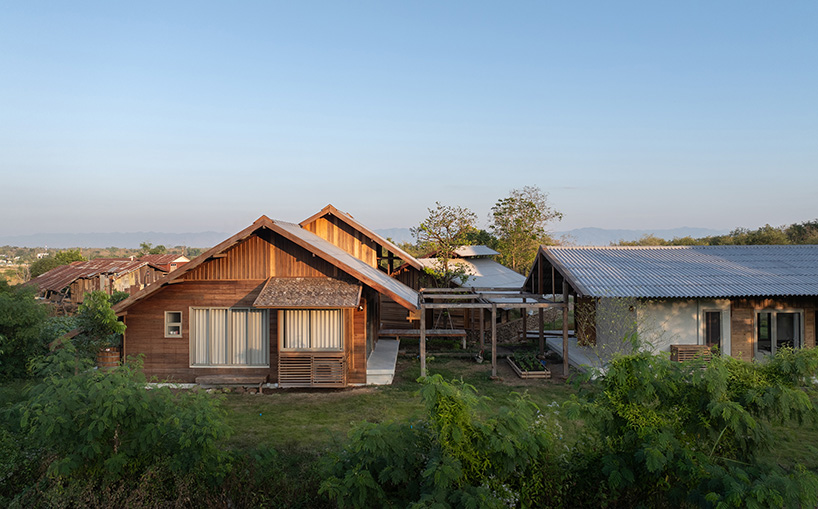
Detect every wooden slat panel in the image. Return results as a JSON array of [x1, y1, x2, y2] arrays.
[[279, 352, 345, 388]]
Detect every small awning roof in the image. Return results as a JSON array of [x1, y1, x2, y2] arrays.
[[253, 277, 363, 308]]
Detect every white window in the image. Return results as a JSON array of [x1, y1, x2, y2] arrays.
[[190, 308, 269, 367], [756, 310, 803, 356], [165, 311, 182, 338], [282, 309, 343, 351]]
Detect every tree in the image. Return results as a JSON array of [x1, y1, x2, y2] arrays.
[[28, 249, 86, 279], [139, 242, 168, 256], [75, 290, 126, 359], [411, 202, 477, 286], [489, 186, 562, 273], [0, 280, 51, 379]]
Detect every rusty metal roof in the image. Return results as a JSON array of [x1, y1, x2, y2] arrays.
[[139, 254, 189, 265], [542, 245, 818, 298], [27, 259, 149, 293], [253, 277, 362, 308]]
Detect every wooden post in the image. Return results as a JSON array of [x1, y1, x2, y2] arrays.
[[479, 307, 484, 349], [420, 304, 426, 378], [491, 304, 497, 378], [538, 308, 544, 356], [562, 281, 569, 376], [521, 297, 527, 342]]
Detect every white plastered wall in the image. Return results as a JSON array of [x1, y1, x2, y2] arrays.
[[635, 299, 731, 355]]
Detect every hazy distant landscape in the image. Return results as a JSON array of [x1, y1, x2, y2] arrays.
[[0, 226, 730, 249]]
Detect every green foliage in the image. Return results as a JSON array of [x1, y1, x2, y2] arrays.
[[616, 219, 818, 247], [565, 348, 818, 507], [320, 374, 560, 508], [490, 185, 562, 273], [0, 281, 51, 380], [139, 241, 167, 255], [28, 248, 86, 278], [110, 290, 131, 304], [75, 290, 126, 357], [412, 202, 478, 287], [20, 344, 232, 483], [510, 352, 548, 372]]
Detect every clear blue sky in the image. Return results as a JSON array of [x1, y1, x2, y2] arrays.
[[1, 1, 816, 236]]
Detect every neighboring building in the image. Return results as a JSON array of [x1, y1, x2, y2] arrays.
[[113, 215, 419, 387], [26, 259, 165, 306], [523, 245, 818, 361], [140, 254, 190, 272]]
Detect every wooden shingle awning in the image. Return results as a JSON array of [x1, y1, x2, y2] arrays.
[[253, 277, 362, 308]]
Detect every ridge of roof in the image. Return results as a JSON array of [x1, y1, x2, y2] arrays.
[[300, 204, 422, 270], [114, 215, 419, 314]]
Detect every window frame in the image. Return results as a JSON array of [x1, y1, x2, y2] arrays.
[[189, 307, 270, 368], [754, 308, 804, 357], [164, 311, 183, 338], [280, 309, 345, 352]]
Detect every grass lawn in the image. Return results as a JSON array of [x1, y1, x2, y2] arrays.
[[221, 355, 580, 452]]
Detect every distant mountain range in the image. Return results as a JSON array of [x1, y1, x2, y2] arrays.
[[0, 232, 229, 249], [0, 227, 729, 249]]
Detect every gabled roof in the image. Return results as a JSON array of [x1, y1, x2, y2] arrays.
[[114, 216, 419, 314], [139, 254, 189, 265], [527, 245, 818, 299], [27, 259, 149, 293], [253, 277, 362, 308], [453, 245, 500, 258], [300, 204, 422, 271], [418, 257, 525, 289]]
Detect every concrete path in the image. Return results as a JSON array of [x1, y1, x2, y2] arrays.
[[367, 339, 400, 385]]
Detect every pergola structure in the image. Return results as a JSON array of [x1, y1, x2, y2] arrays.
[[417, 282, 571, 378]]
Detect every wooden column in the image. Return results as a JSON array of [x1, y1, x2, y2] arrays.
[[420, 304, 426, 378], [538, 256, 545, 355], [491, 304, 497, 377], [521, 298, 527, 342], [538, 308, 544, 356], [479, 308, 485, 349], [562, 281, 569, 376]]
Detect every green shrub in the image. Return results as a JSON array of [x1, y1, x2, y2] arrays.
[[565, 348, 818, 508], [0, 281, 50, 380], [19, 344, 232, 483], [320, 374, 561, 508]]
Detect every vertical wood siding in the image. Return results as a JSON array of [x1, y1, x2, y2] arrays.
[[730, 296, 817, 360], [303, 215, 378, 268]]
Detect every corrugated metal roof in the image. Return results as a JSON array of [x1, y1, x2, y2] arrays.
[[544, 245, 818, 298], [140, 254, 189, 265], [27, 259, 148, 292], [453, 245, 500, 257], [418, 257, 526, 303], [253, 277, 362, 308], [274, 220, 420, 309]]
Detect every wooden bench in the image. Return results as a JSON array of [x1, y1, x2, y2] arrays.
[[670, 345, 713, 362]]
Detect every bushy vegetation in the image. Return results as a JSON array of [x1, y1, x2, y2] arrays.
[[28, 249, 86, 279], [617, 219, 818, 246], [0, 280, 51, 380], [320, 374, 562, 508], [564, 347, 818, 507]]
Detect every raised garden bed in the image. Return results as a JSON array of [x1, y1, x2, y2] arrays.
[[507, 353, 551, 379]]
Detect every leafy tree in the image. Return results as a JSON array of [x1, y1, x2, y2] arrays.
[[565, 347, 818, 507], [786, 219, 818, 244], [139, 242, 167, 255], [75, 290, 126, 358], [320, 374, 560, 508], [28, 248, 86, 279], [489, 186, 562, 273], [0, 280, 51, 380], [20, 344, 231, 482], [412, 202, 477, 286]]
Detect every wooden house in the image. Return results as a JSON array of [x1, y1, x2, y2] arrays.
[[524, 245, 818, 361], [139, 254, 190, 272], [27, 259, 165, 308], [113, 216, 419, 387], [300, 204, 424, 330]]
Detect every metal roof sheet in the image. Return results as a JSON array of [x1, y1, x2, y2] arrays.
[[27, 259, 148, 292], [139, 254, 189, 265], [453, 245, 500, 257], [543, 245, 818, 298]]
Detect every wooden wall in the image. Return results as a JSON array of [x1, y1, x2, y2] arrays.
[[730, 296, 817, 360], [302, 215, 378, 268], [123, 230, 374, 385]]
